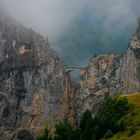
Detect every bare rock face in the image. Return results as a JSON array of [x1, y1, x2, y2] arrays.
[[0, 15, 74, 139], [76, 54, 121, 122], [120, 21, 140, 93], [1, 11, 140, 139], [120, 48, 140, 93], [76, 20, 140, 122]]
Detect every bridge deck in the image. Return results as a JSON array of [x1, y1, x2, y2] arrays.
[[64, 67, 87, 73]]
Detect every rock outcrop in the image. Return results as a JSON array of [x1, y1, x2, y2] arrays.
[[76, 54, 121, 121], [76, 20, 140, 122], [1, 10, 140, 139], [0, 15, 74, 139], [120, 20, 140, 93]]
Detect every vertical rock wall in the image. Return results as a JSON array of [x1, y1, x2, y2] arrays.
[[0, 16, 74, 139], [76, 21, 140, 122]]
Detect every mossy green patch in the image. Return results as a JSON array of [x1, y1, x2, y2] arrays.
[[105, 93, 140, 140]]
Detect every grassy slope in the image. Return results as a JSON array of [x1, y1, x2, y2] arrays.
[[107, 93, 140, 140]]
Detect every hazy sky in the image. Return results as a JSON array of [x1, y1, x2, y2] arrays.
[[0, 0, 88, 38], [0, 0, 140, 67], [1, 0, 140, 38]]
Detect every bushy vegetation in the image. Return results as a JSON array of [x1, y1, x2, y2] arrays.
[[94, 97, 133, 139], [36, 95, 139, 140], [36, 128, 52, 140], [54, 121, 76, 140], [109, 93, 140, 140]]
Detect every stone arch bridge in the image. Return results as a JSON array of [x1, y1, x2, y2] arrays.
[[64, 67, 86, 73], [64, 66, 87, 80]]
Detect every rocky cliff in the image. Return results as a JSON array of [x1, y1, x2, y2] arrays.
[[76, 20, 140, 122], [120, 19, 140, 93], [76, 54, 121, 121], [0, 15, 74, 139], [1, 11, 140, 140]]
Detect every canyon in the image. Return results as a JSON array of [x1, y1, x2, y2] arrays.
[[0, 13, 140, 139]]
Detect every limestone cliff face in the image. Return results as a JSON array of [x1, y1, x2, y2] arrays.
[[120, 21, 140, 93], [76, 21, 140, 122], [0, 16, 73, 139], [1, 12, 140, 139], [120, 48, 140, 93], [76, 54, 121, 121]]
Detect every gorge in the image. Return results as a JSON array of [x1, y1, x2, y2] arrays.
[[0, 12, 140, 140]]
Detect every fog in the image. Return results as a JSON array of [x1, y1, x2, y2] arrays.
[[0, 0, 89, 38], [1, 0, 139, 35], [0, 0, 140, 66]]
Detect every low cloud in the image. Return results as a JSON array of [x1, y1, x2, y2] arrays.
[[1, 0, 139, 38], [0, 0, 140, 66]]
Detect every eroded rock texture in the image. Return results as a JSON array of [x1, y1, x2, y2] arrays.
[[76, 54, 121, 121], [1, 11, 140, 140], [0, 15, 74, 139], [76, 21, 140, 122]]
